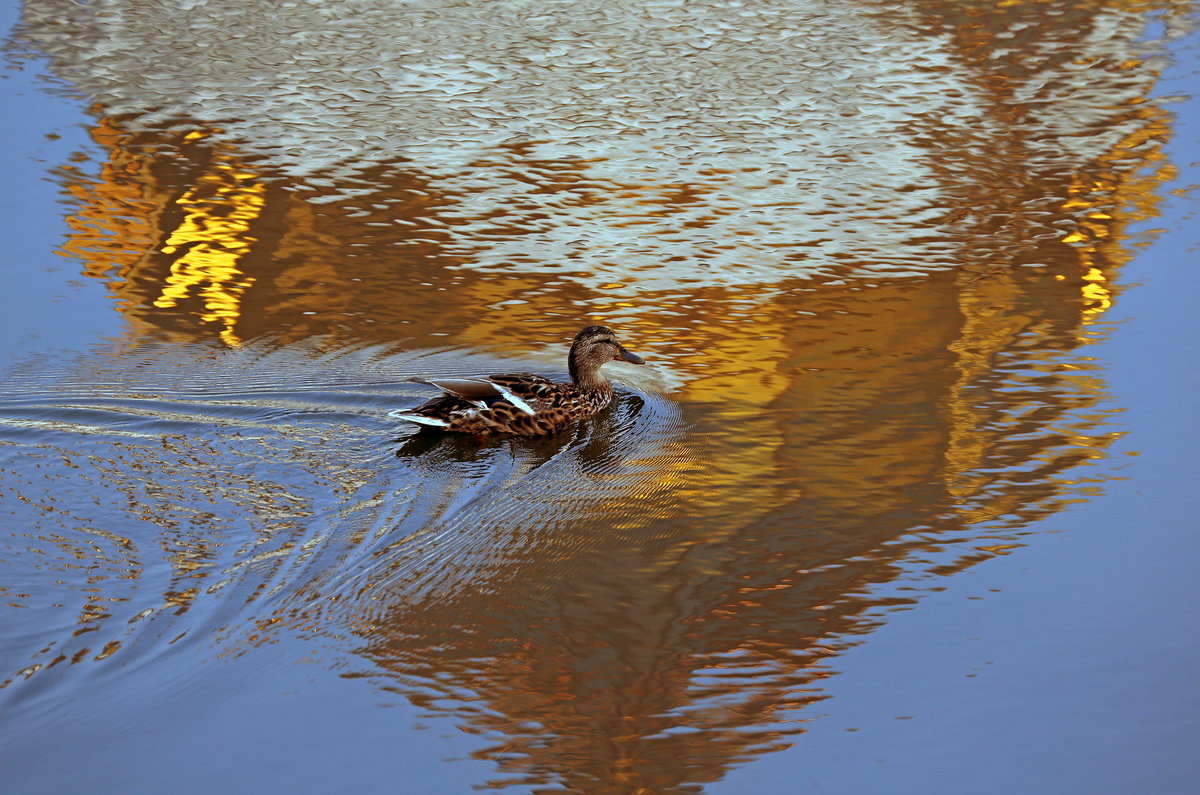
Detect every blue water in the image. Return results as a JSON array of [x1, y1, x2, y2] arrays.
[[2, 1, 1198, 792]]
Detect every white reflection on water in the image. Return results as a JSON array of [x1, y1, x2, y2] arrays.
[[11, 0, 1189, 287]]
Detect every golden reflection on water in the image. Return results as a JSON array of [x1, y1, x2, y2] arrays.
[[3, 0, 1193, 789], [152, 158, 266, 347], [20, 114, 1145, 785]]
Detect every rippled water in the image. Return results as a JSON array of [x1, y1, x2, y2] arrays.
[[2, 0, 1199, 791]]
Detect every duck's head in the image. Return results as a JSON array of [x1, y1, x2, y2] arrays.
[[569, 325, 644, 384]]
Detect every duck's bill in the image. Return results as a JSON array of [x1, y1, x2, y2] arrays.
[[617, 348, 645, 365]]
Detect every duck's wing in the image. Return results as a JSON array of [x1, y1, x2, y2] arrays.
[[414, 375, 556, 416], [486, 374, 561, 406], [414, 377, 501, 405]]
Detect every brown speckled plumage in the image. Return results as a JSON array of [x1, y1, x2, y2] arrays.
[[391, 326, 645, 436]]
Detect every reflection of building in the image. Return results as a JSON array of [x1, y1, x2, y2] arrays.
[[277, 263, 1119, 790], [4, 0, 1191, 788]]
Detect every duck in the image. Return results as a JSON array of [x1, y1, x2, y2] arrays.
[[389, 325, 645, 436]]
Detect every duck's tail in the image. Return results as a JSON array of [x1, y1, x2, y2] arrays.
[[387, 409, 450, 428]]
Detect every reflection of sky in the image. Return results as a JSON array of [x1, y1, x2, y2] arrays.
[[0, 50, 119, 368]]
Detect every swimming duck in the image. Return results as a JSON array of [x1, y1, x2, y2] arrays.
[[390, 325, 645, 436]]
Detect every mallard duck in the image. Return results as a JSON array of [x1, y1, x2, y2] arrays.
[[390, 326, 645, 436]]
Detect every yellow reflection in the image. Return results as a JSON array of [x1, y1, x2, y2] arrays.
[[151, 161, 266, 347], [1057, 105, 1173, 323], [1082, 267, 1113, 314], [56, 117, 270, 346]]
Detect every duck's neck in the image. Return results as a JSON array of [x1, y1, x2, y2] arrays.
[[569, 352, 610, 392]]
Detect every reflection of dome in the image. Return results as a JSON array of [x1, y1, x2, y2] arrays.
[[12, 0, 1180, 287], [2, 0, 1186, 785]]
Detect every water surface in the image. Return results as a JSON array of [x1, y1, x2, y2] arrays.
[[2, 0, 1198, 792]]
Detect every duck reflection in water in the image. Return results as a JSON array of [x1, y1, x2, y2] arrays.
[[390, 326, 645, 438]]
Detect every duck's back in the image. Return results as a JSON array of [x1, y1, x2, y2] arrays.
[[400, 373, 614, 436]]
